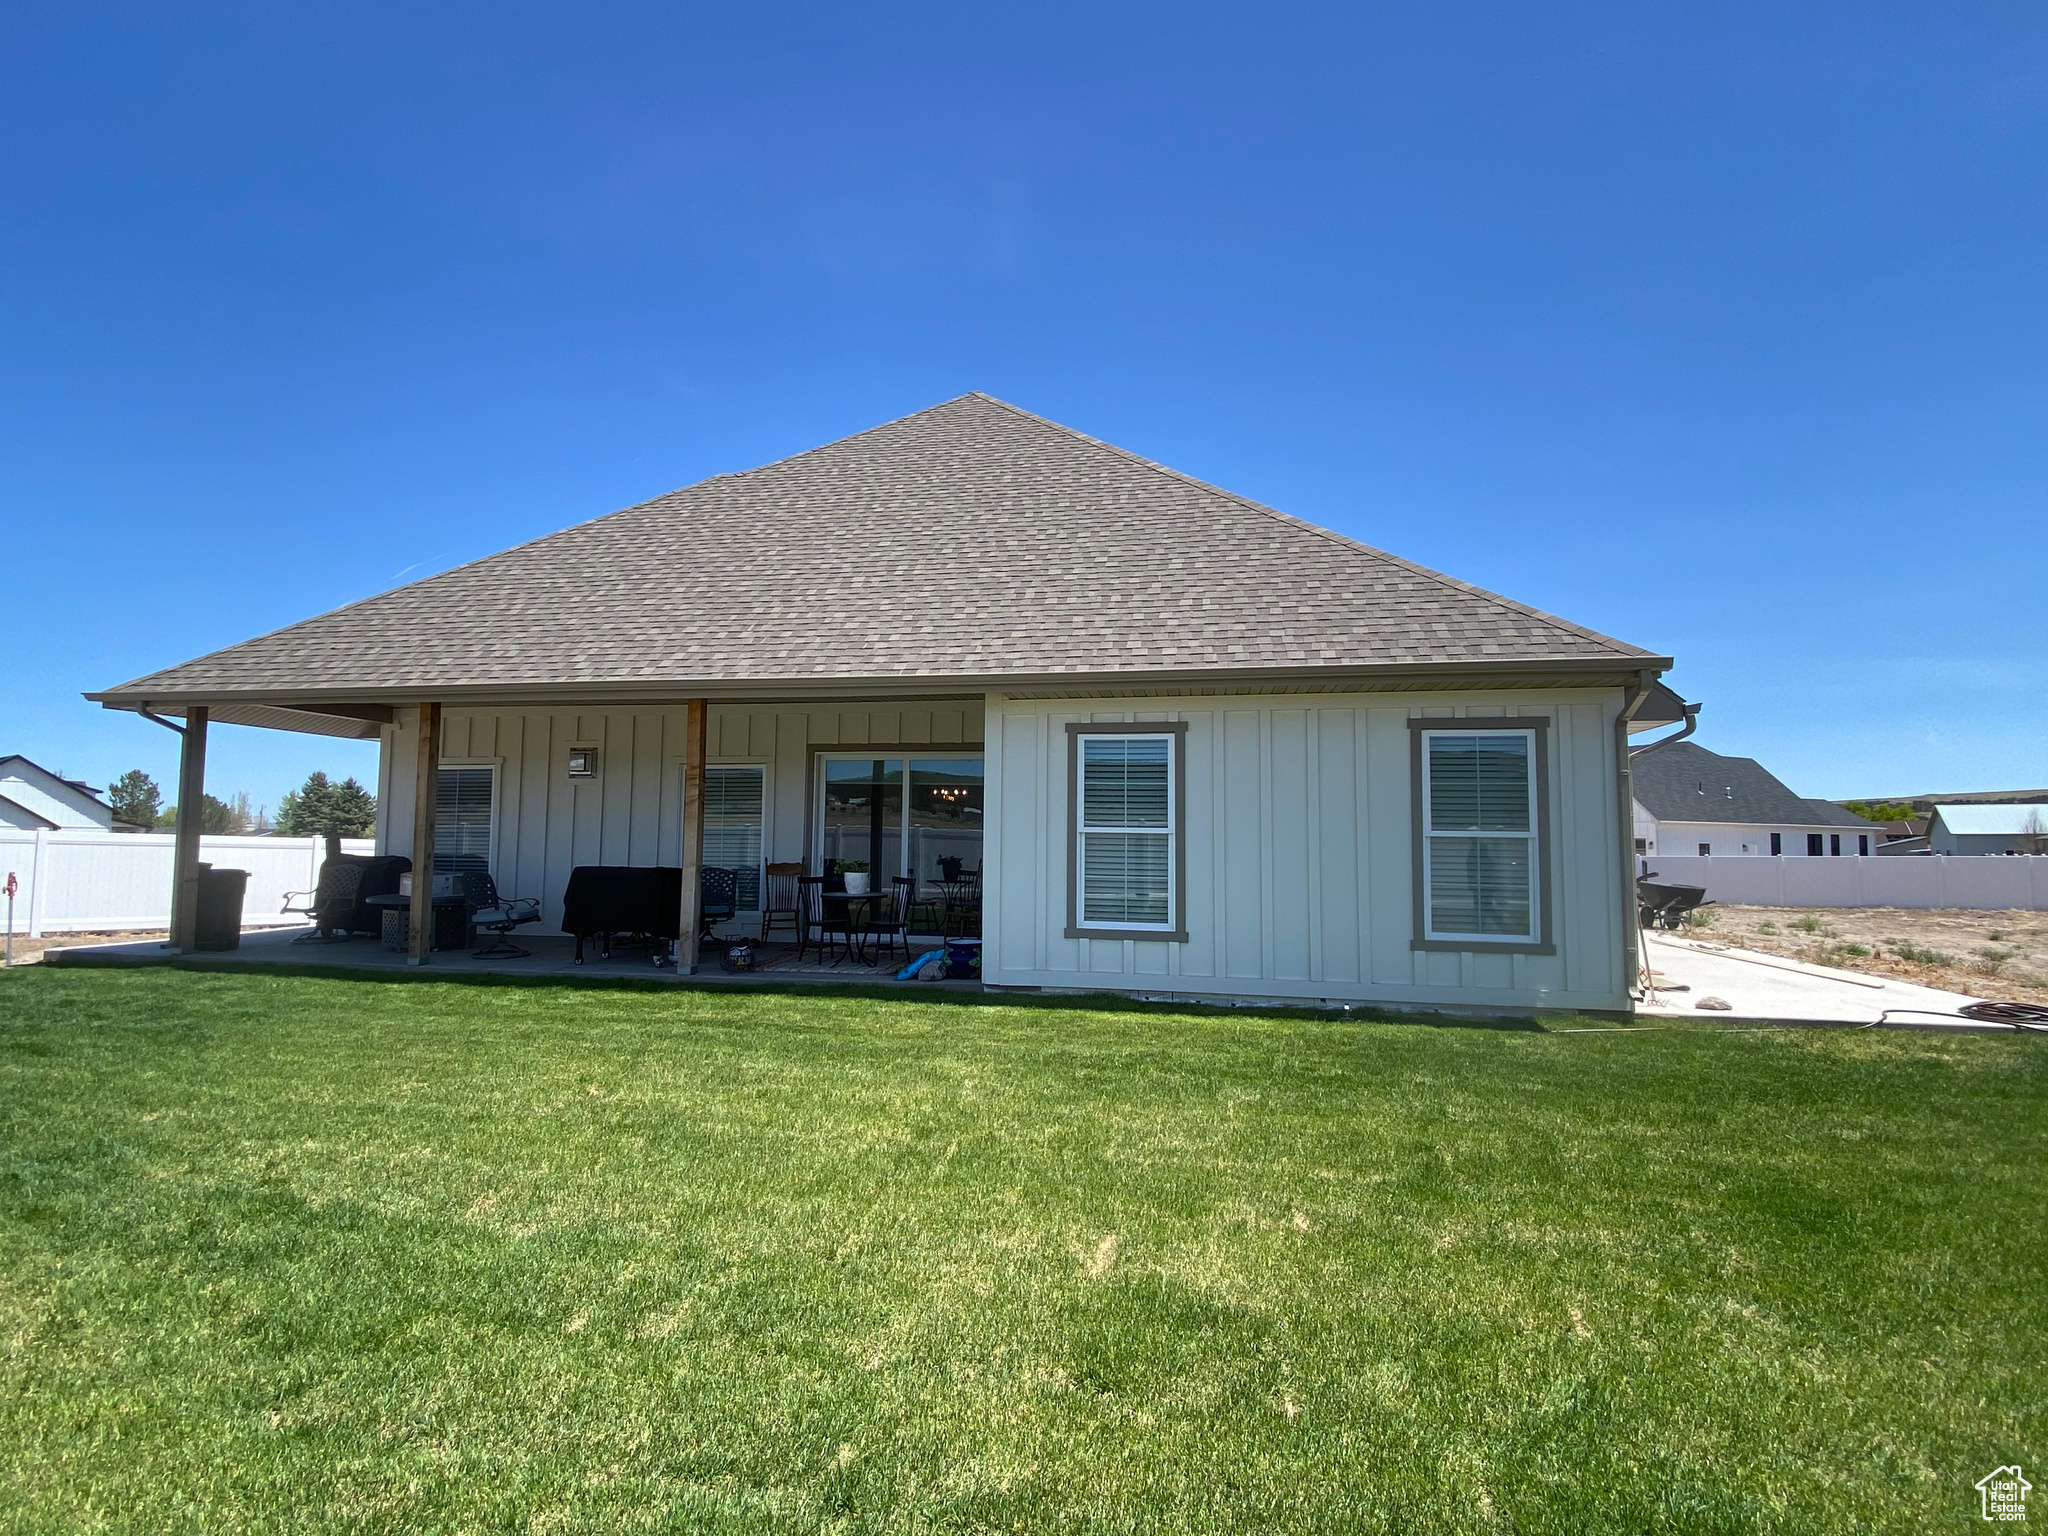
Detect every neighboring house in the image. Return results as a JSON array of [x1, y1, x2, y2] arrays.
[[1927, 804, 2048, 856], [87, 393, 1691, 1014], [0, 755, 123, 831], [1630, 741, 1879, 858]]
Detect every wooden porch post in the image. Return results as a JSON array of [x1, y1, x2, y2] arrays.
[[167, 706, 209, 953], [677, 698, 707, 972], [407, 703, 442, 965]]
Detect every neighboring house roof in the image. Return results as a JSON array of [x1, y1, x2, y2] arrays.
[[1929, 804, 2047, 836], [89, 393, 1668, 709], [1632, 743, 1877, 829]]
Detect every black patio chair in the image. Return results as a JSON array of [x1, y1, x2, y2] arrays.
[[459, 870, 542, 958], [943, 869, 982, 939], [859, 877, 917, 967], [282, 859, 365, 942], [699, 866, 739, 941], [796, 875, 846, 964]]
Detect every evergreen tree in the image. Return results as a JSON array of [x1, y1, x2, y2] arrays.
[[275, 772, 376, 837], [108, 769, 162, 829], [325, 777, 377, 836]]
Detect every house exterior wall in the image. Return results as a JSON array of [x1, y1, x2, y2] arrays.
[[982, 689, 1630, 1014], [0, 766, 114, 830], [1932, 830, 2029, 856], [376, 701, 984, 934], [1635, 815, 1874, 858]]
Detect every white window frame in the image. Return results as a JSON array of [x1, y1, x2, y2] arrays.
[[433, 760, 500, 876], [1066, 723, 1188, 943], [1411, 722, 1551, 953]]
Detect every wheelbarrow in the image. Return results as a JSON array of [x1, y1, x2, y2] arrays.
[[1637, 874, 1712, 930]]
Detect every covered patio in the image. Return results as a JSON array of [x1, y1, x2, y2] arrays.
[[97, 691, 986, 981]]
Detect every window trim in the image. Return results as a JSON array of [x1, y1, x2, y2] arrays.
[[433, 759, 501, 876], [1408, 718, 1554, 955], [1065, 721, 1189, 943]]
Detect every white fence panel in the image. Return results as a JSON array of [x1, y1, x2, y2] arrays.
[[0, 832, 375, 936], [1641, 854, 2048, 911]]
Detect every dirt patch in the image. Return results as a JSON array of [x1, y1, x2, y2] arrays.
[[1680, 906, 2048, 1004], [1, 930, 169, 966]]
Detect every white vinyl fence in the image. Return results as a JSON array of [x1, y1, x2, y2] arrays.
[[1640, 854, 2048, 911], [0, 831, 375, 937]]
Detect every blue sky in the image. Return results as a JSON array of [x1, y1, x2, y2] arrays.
[[3, 1, 2041, 814]]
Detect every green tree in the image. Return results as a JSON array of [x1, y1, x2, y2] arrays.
[[108, 769, 162, 829], [1843, 800, 1916, 822], [275, 772, 377, 837], [160, 794, 246, 834]]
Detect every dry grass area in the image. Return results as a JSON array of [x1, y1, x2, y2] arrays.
[[0, 929, 167, 966], [1690, 905, 2048, 1003]]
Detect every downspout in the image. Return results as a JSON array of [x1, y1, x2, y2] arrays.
[[138, 704, 186, 737], [1616, 669, 1655, 1006], [1628, 700, 1700, 760]]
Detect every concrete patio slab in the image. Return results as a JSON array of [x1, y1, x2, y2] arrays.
[[1638, 932, 1994, 1028], [40, 924, 981, 990]]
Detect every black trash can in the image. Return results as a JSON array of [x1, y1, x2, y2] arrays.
[[193, 865, 251, 951]]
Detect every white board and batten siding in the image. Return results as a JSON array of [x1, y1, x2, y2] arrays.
[[983, 690, 1631, 1013], [377, 702, 985, 935]]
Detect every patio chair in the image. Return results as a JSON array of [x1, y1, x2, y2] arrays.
[[941, 868, 982, 939], [760, 862, 803, 945], [699, 866, 739, 941], [859, 877, 917, 967], [282, 859, 365, 942], [458, 871, 542, 959], [796, 875, 846, 964]]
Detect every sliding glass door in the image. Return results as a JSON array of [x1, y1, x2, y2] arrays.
[[817, 755, 982, 885]]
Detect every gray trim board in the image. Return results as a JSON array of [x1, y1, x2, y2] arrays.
[[1408, 717, 1556, 956], [1064, 720, 1190, 944]]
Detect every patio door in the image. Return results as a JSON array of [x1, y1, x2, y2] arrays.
[[816, 755, 983, 885]]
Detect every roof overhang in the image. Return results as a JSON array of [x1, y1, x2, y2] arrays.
[[102, 700, 396, 740], [88, 656, 1676, 727]]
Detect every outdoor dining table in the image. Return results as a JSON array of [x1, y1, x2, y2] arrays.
[[820, 888, 893, 966]]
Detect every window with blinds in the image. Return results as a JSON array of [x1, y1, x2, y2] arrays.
[[1420, 730, 1538, 941], [702, 766, 764, 910], [434, 766, 495, 873], [1076, 734, 1175, 930]]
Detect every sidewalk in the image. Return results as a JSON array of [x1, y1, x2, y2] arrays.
[[1638, 932, 1991, 1027]]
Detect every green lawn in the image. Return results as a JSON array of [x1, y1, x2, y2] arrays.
[[1, 969, 2041, 1534]]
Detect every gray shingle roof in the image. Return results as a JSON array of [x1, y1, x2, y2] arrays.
[[96, 393, 1665, 703], [1633, 742, 1877, 829]]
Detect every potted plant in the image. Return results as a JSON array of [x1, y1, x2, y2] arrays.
[[839, 860, 870, 895]]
